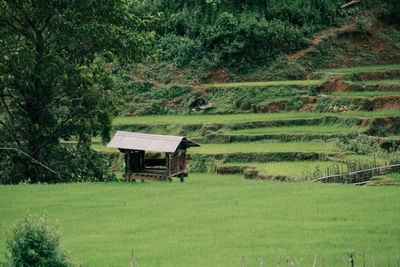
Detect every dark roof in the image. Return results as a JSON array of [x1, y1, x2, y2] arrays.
[[107, 131, 200, 153]]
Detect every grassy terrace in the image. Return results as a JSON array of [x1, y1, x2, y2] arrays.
[[331, 91, 400, 97], [231, 125, 358, 135], [320, 64, 400, 74], [1, 174, 399, 266], [200, 80, 323, 88], [190, 141, 339, 154], [355, 79, 400, 86], [113, 110, 400, 126], [224, 161, 346, 180]]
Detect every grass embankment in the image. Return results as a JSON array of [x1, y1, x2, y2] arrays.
[[0, 174, 399, 266], [320, 64, 400, 74], [224, 161, 346, 180], [113, 110, 400, 126], [200, 80, 323, 88], [355, 79, 400, 86], [231, 125, 357, 135], [331, 91, 400, 97], [190, 141, 339, 154]]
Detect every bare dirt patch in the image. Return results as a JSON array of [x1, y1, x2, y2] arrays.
[[320, 78, 360, 92]]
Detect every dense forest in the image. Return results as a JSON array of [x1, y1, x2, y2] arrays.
[[135, 0, 400, 69]]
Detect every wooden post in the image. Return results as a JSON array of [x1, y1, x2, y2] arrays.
[[372, 256, 375, 267], [166, 152, 171, 181], [322, 256, 325, 267], [312, 254, 317, 267], [388, 256, 391, 267], [241, 256, 245, 267], [277, 253, 281, 267], [396, 255, 399, 267], [259, 254, 263, 267], [126, 152, 131, 174], [131, 249, 135, 267], [363, 250, 366, 267]]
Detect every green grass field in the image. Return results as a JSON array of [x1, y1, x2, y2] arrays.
[[190, 141, 339, 154], [200, 80, 323, 88], [320, 64, 400, 74], [231, 125, 357, 135], [1, 174, 399, 266], [113, 110, 400, 126]]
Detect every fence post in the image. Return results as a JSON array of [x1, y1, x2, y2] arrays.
[[312, 254, 317, 267], [131, 249, 135, 267], [388, 256, 391, 267], [362, 250, 365, 267], [241, 256, 245, 267], [277, 253, 281, 267], [372, 256, 375, 267], [396, 254, 399, 267], [322, 256, 325, 267], [259, 255, 263, 267]]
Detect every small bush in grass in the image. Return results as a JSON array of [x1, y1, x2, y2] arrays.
[[5, 212, 71, 267]]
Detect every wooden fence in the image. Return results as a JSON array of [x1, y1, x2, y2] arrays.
[[240, 253, 399, 267], [311, 163, 400, 184]]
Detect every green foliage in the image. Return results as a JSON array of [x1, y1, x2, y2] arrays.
[[0, 0, 155, 183], [377, 28, 400, 50], [187, 154, 217, 172], [337, 133, 381, 155], [133, 0, 351, 69], [314, 97, 355, 113], [5, 212, 71, 266]]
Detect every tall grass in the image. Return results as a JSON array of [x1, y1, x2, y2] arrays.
[[0, 175, 399, 266]]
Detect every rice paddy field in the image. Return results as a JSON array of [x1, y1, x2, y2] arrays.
[[200, 79, 323, 88], [1, 174, 400, 266], [319, 64, 400, 74], [4, 64, 400, 266], [223, 161, 347, 180], [331, 91, 400, 97], [190, 141, 339, 154], [113, 110, 400, 126], [231, 125, 357, 135]]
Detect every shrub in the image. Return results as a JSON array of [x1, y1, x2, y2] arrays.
[[5, 212, 71, 267]]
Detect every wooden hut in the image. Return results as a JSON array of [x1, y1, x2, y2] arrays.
[[107, 131, 200, 182]]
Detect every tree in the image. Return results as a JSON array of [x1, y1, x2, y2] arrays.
[[6, 212, 71, 266], [0, 0, 156, 183]]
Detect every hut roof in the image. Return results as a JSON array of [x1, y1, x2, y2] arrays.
[[107, 131, 200, 153]]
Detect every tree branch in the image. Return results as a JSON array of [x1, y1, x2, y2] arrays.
[[0, 147, 57, 174]]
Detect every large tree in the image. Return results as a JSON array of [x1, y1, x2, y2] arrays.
[[0, 0, 155, 183]]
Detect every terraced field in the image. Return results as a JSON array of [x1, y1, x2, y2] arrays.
[[190, 141, 339, 154], [231, 125, 357, 135], [87, 64, 400, 183]]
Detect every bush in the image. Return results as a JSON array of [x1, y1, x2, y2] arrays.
[[5, 212, 71, 266]]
